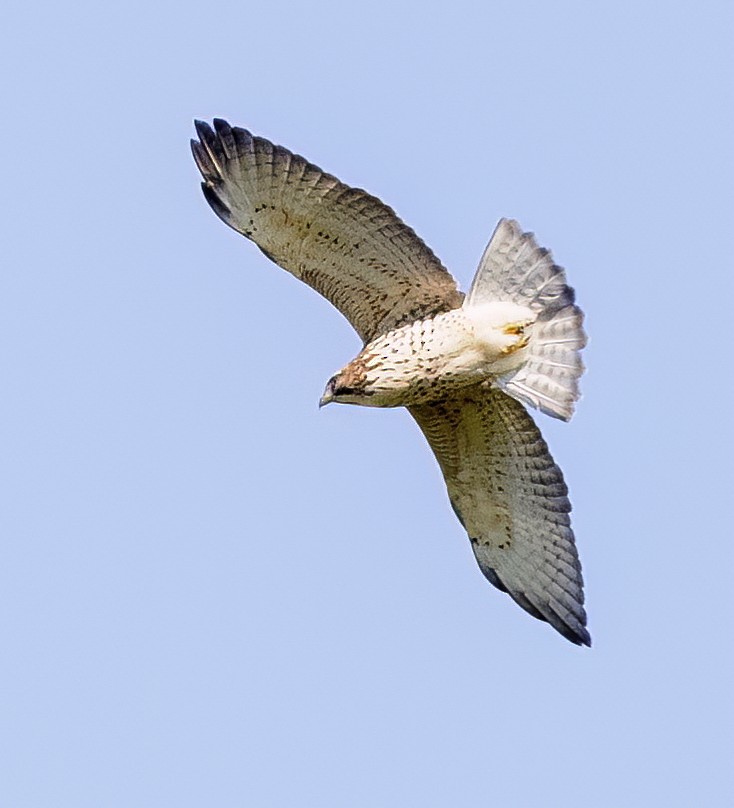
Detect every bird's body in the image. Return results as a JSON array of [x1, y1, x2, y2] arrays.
[[325, 301, 534, 408], [192, 119, 591, 646]]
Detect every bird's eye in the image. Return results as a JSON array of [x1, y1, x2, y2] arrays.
[[336, 385, 353, 396]]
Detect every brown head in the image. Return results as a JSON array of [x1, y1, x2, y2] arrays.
[[319, 359, 373, 408]]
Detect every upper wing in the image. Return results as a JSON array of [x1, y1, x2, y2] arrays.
[[410, 387, 589, 646], [191, 119, 463, 343]]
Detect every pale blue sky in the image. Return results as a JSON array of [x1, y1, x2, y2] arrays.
[[3, 1, 733, 806]]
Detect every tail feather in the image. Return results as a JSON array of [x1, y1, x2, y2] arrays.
[[467, 219, 586, 421]]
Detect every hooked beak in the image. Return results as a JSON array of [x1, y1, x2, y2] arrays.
[[319, 378, 336, 409]]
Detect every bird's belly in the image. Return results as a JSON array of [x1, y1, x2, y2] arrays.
[[357, 310, 520, 407]]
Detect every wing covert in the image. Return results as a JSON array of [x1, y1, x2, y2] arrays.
[[410, 387, 589, 646], [191, 119, 463, 342]]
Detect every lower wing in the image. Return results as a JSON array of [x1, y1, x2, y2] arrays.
[[410, 386, 589, 646]]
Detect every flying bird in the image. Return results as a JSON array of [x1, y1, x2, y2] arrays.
[[191, 119, 590, 646]]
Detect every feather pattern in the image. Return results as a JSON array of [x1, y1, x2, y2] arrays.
[[466, 219, 586, 420], [410, 387, 589, 646], [191, 119, 463, 343]]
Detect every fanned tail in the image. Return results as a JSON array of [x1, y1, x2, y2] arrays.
[[466, 219, 586, 421]]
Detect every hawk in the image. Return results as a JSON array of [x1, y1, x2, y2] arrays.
[[191, 119, 590, 646]]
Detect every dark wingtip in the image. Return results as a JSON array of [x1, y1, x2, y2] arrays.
[[190, 139, 214, 178], [212, 118, 237, 158], [482, 566, 591, 646], [550, 601, 591, 647], [201, 182, 231, 222], [561, 625, 592, 647], [545, 604, 591, 647], [194, 119, 214, 140]]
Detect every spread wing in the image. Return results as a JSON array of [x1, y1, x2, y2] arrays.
[[410, 387, 589, 646], [191, 119, 463, 343]]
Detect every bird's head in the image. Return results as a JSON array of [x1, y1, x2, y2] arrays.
[[319, 362, 373, 408]]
